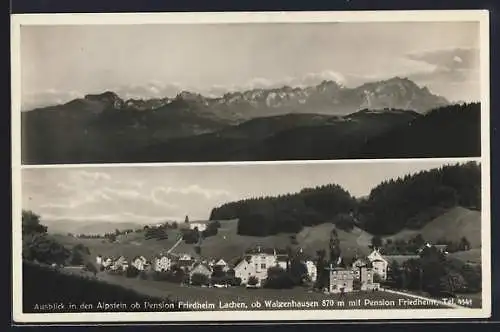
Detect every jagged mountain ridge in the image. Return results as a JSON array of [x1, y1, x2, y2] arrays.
[[21, 77, 456, 164], [26, 77, 449, 121]]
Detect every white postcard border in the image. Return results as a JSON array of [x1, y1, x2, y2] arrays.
[[11, 10, 491, 323]]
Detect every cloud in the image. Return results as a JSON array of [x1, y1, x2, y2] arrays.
[[402, 48, 480, 101], [406, 47, 479, 71], [152, 185, 231, 201]]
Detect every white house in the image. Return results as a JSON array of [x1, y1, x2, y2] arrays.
[[189, 222, 207, 232], [367, 249, 389, 281], [95, 255, 103, 266], [233, 247, 285, 287], [102, 257, 113, 269], [153, 254, 174, 272], [131, 256, 148, 271], [111, 256, 129, 271]]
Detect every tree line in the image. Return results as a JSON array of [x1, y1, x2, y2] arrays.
[[209, 162, 480, 236]]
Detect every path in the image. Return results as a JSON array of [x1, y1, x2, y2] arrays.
[[167, 236, 183, 254]]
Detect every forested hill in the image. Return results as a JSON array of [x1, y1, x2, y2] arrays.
[[209, 162, 481, 236], [355, 102, 481, 158]]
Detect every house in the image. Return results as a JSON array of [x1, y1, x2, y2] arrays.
[[111, 256, 128, 271], [189, 222, 207, 232], [131, 256, 148, 271], [153, 254, 174, 272], [214, 258, 230, 272], [102, 257, 113, 269], [328, 265, 354, 293], [367, 249, 422, 281], [351, 257, 371, 280], [190, 262, 212, 278], [277, 255, 289, 270], [177, 253, 195, 271], [351, 258, 379, 291], [367, 249, 389, 281], [233, 246, 285, 286], [417, 242, 448, 255], [95, 255, 103, 266], [233, 258, 251, 284]]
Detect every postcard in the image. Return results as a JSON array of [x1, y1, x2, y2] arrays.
[[11, 10, 491, 323]]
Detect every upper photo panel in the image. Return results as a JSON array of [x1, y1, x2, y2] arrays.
[[19, 18, 485, 164]]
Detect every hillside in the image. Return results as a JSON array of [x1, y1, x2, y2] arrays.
[[355, 102, 481, 158], [50, 205, 481, 267], [135, 109, 419, 162], [21, 77, 450, 164], [384, 207, 481, 248], [51, 230, 183, 260], [172, 221, 373, 263]]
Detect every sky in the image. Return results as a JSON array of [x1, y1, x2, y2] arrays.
[[22, 160, 470, 226], [20, 21, 481, 110]]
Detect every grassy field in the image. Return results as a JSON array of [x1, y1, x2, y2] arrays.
[[384, 207, 481, 248], [62, 267, 455, 310], [52, 220, 373, 264], [170, 220, 373, 263], [449, 248, 482, 265]]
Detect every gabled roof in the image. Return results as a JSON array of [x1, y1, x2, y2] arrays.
[[192, 262, 212, 271], [215, 259, 228, 266]]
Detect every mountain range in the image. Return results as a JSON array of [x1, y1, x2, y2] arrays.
[[21, 77, 480, 164]]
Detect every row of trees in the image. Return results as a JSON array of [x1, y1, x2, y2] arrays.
[[386, 247, 481, 296], [210, 184, 357, 236], [209, 162, 480, 236], [377, 234, 472, 255]]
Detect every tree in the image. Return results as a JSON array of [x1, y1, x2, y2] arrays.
[[25, 234, 70, 265], [439, 271, 467, 294], [83, 261, 98, 276], [334, 213, 355, 232], [264, 266, 294, 289], [191, 273, 209, 286], [388, 260, 402, 288], [69, 246, 85, 265], [185, 215, 189, 224], [126, 265, 140, 278], [247, 276, 259, 286], [460, 263, 481, 292], [314, 249, 328, 290], [289, 259, 308, 285], [329, 228, 342, 266], [22, 210, 47, 236], [371, 236, 383, 250], [171, 221, 178, 229], [459, 237, 471, 251]]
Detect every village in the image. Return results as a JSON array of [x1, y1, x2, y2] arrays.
[[92, 240, 449, 295]]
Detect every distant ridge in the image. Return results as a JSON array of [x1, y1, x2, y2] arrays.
[[20, 76, 465, 165]]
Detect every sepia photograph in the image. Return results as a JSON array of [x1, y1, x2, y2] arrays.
[[11, 10, 490, 323], [18, 160, 486, 319], [18, 14, 484, 164]]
